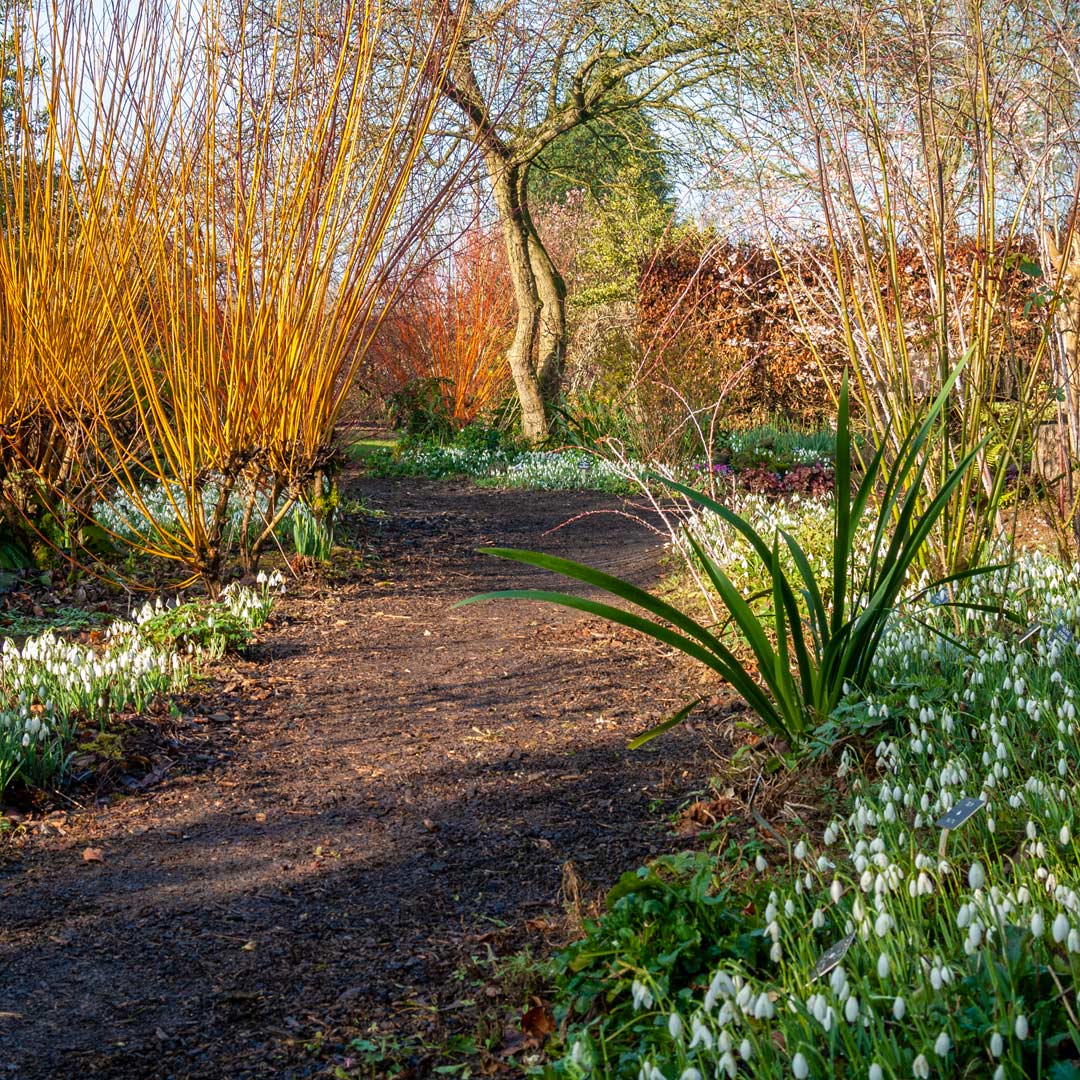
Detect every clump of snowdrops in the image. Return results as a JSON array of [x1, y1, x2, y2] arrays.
[[680, 491, 876, 605], [366, 440, 645, 492], [546, 554, 1080, 1078], [0, 573, 285, 795]]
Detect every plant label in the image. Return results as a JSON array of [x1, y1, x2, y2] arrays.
[[936, 797, 984, 830], [811, 932, 856, 980]]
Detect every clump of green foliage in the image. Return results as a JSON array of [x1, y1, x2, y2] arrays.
[[545, 851, 766, 1077]]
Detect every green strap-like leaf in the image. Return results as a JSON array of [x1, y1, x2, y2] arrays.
[[461, 582, 785, 733], [629, 696, 706, 749]]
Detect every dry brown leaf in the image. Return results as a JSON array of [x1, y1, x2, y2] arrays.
[[81, 847, 104, 864], [521, 1003, 554, 1040]]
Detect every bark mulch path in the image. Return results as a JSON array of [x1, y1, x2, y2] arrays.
[[0, 473, 737, 1079]]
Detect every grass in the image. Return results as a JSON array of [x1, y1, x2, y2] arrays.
[[347, 437, 400, 461]]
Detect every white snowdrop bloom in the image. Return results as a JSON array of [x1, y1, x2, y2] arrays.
[[1069, 929, 1080, 953], [631, 979, 653, 1010], [688, 1018, 713, 1051], [1062, 824, 1073, 845], [718, 1052, 737, 1079], [993, 1068, 1004, 1080], [812, 908, 826, 930], [755, 854, 768, 873], [934, 1031, 952, 1057], [913, 1053, 930, 1078], [740, 1038, 752, 1061], [844, 996, 859, 1023], [1032, 911, 1045, 938], [795, 840, 808, 861], [792, 1052, 810, 1079], [875, 912, 894, 937], [893, 996, 906, 1020], [1016, 1014, 1030, 1040], [877, 953, 890, 979], [869, 1066, 883, 1080], [679, 1070, 701, 1080], [770, 941, 783, 963], [968, 923, 983, 949], [990, 1031, 1003, 1057], [668, 1012, 684, 1040], [1054, 913, 1071, 943], [917, 871, 933, 896], [830, 879, 843, 904], [969, 862, 986, 890]]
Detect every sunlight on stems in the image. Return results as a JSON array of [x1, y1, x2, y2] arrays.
[[770, 1, 1061, 573], [0, 0, 463, 589]]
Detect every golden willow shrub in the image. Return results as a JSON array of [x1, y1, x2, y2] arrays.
[[0, 0, 462, 590]]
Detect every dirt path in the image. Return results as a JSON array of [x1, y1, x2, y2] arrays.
[[0, 475, 728, 1079]]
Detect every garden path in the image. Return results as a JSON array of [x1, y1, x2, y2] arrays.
[[0, 475, 727, 1078]]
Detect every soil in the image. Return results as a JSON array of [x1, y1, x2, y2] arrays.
[[0, 471, 740, 1079]]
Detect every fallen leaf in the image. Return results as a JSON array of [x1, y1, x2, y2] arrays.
[[521, 1003, 554, 1040], [241, 940, 257, 951], [81, 847, 104, 864]]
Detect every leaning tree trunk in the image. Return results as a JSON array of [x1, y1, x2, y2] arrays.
[[486, 161, 569, 442], [516, 169, 567, 404], [443, 18, 568, 443]]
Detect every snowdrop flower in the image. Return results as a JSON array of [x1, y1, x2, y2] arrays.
[[1054, 913, 1071, 943], [893, 996, 906, 1021], [792, 1051, 809, 1079], [631, 979, 653, 1010], [869, 1066, 883, 1080], [755, 854, 768, 873], [913, 1053, 930, 1078], [688, 1018, 712, 1051], [1032, 911, 1045, 938], [990, 1032, 1003, 1057], [668, 1012, 683, 1040], [1016, 1014, 1029, 1040], [934, 1031, 952, 1057], [877, 953, 890, 978], [969, 862, 986, 890]]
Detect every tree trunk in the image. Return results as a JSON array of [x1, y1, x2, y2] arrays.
[[487, 155, 552, 442], [443, 21, 568, 443], [516, 169, 567, 403]]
